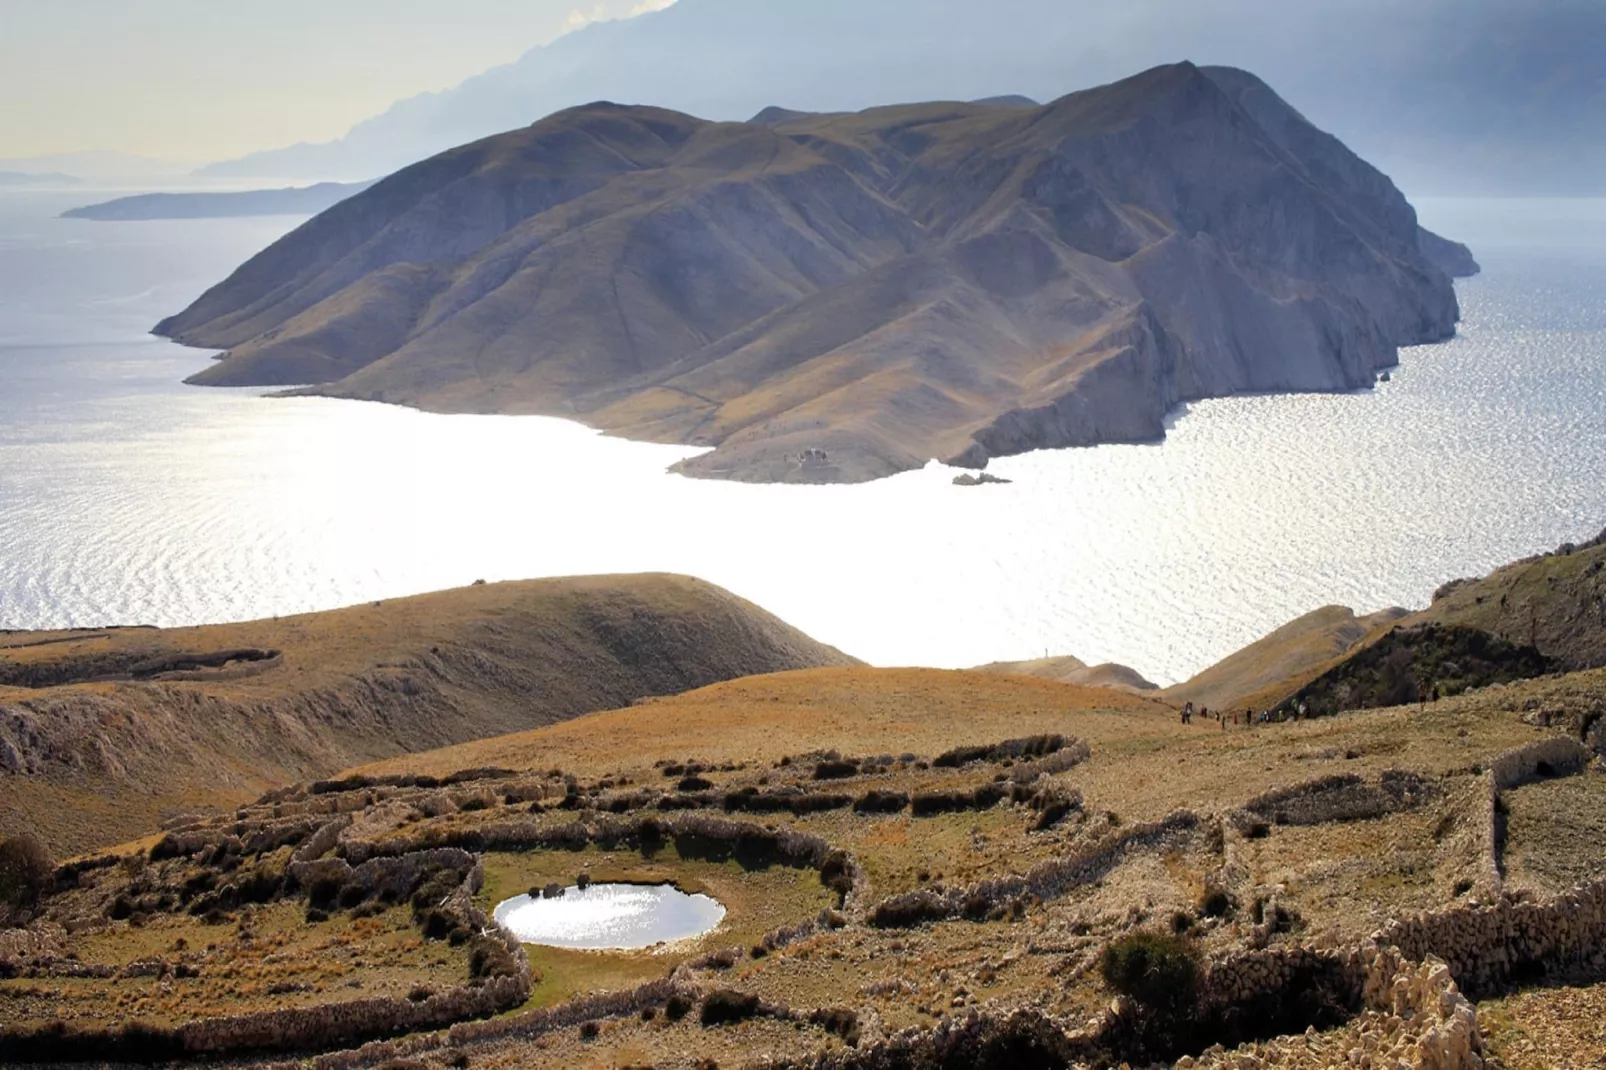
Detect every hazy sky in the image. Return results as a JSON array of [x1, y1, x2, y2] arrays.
[[0, 0, 673, 161]]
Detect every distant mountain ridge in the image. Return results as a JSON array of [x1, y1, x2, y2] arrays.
[[194, 0, 1606, 196], [159, 64, 1474, 484], [62, 181, 373, 221], [0, 171, 78, 188]]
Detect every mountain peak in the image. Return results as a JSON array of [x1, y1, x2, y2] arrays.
[[158, 67, 1470, 485]]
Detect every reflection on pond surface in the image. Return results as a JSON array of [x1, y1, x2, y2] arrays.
[[492, 884, 726, 949]]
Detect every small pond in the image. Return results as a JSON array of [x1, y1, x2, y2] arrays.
[[492, 884, 727, 950]]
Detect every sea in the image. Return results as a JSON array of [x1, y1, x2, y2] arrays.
[[1, 190, 1603, 685]]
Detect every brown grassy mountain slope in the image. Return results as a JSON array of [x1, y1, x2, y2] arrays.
[[0, 575, 854, 856], [972, 654, 1087, 681], [1410, 530, 1606, 671], [974, 654, 1158, 692], [157, 63, 1473, 484], [1166, 531, 1606, 714], [354, 667, 1166, 786], [1163, 606, 1408, 711]]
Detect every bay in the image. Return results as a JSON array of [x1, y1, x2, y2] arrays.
[[1, 190, 1603, 685]]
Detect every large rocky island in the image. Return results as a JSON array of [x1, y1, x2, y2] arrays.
[[157, 62, 1475, 483]]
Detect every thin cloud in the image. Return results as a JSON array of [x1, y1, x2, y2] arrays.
[[567, 0, 673, 31]]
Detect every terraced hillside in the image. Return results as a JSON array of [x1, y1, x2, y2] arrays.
[[4, 664, 1603, 1068]]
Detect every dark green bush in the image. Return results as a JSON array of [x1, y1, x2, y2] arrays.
[[1101, 931, 1200, 1014], [468, 940, 516, 980]]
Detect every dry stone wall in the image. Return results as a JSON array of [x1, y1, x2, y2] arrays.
[[869, 811, 1201, 927], [1488, 736, 1591, 789], [1377, 878, 1606, 998], [1236, 771, 1435, 828]]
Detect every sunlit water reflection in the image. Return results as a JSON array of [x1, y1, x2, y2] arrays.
[[1, 192, 1603, 684], [493, 884, 725, 949]]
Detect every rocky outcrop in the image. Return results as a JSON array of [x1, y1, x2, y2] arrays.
[[1409, 531, 1606, 673], [158, 63, 1472, 484]]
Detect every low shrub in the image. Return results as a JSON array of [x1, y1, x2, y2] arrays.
[[1101, 931, 1200, 1015], [468, 939, 518, 981], [700, 989, 762, 1026], [809, 1007, 861, 1046], [852, 790, 910, 814], [813, 759, 860, 780], [934, 735, 1067, 768], [910, 784, 1006, 817], [0, 834, 55, 922], [869, 890, 950, 928]]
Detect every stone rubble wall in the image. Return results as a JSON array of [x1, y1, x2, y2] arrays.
[[1179, 945, 1482, 1070], [286, 847, 478, 904], [175, 972, 527, 1055], [1235, 771, 1435, 828], [1375, 877, 1606, 999], [292, 814, 353, 863], [869, 811, 1201, 927], [1, 861, 529, 1063], [0, 923, 64, 961], [1466, 773, 1503, 897], [1487, 736, 1591, 789], [1009, 740, 1093, 784], [177, 863, 527, 1057]]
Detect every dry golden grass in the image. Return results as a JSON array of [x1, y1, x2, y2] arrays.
[[0, 901, 469, 1030], [353, 667, 1169, 783], [354, 666, 1543, 830], [0, 575, 853, 855]]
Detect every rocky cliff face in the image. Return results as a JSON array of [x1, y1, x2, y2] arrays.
[[159, 63, 1475, 483]]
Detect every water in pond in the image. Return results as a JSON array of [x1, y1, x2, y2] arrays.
[[492, 884, 725, 949]]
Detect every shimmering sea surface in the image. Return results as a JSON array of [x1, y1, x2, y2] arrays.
[[1, 191, 1603, 684], [493, 884, 726, 949]]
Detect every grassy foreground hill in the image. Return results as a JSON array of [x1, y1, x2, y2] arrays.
[[0, 575, 854, 856], [158, 62, 1472, 484], [4, 662, 1602, 1068]]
